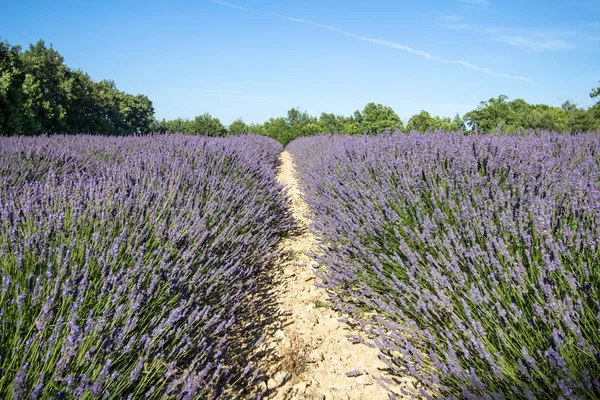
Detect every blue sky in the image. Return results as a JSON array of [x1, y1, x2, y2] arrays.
[[2, 0, 599, 125]]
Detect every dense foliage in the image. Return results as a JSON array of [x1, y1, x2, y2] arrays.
[[1, 38, 598, 141], [0, 134, 295, 398], [0, 39, 154, 135], [464, 95, 600, 133], [152, 113, 227, 136], [228, 96, 597, 145], [288, 133, 600, 398], [406, 111, 465, 133], [215, 104, 405, 146]]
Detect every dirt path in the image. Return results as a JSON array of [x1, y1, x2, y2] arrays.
[[258, 151, 403, 400]]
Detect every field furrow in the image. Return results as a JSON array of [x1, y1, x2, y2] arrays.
[[258, 151, 414, 400]]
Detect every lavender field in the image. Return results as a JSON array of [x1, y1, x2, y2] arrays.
[[2, 131, 600, 399], [288, 133, 600, 399], [0, 134, 295, 398]]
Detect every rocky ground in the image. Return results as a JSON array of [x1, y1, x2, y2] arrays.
[[254, 151, 414, 400]]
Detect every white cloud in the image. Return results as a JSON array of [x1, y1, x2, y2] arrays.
[[277, 15, 343, 33], [208, 0, 251, 12], [344, 34, 531, 82], [440, 22, 586, 52], [498, 36, 575, 51], [209, 0, 532, 83]]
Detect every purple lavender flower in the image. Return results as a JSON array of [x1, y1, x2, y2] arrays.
[[130, 357, 144, 382], [287, 132, 600, 398], [10, 363, 27, 399], [0, 134, 296, 397]]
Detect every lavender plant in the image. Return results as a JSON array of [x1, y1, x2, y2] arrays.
[[288, 132, 600, 399], [0, 134, 295, 398]]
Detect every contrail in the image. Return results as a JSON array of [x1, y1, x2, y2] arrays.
[[209, 0, 251, 12], [208, 0, 533, 83]]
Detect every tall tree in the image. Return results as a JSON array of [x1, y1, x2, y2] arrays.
[[590, 82, 600, 122], [319, 112, 345, 133], [0, 40, 27, 134], [0, 38, 155, 135], [590, 81, 600, 104], [61, 70, 98, 133], [452, 113, 465, 131], [406, 110, 435, 132], [228, 118, 247, 135], [464, 95, 512, 132], [21, 40, 70, 133], [356, 102, 403, 133], [406, 111, 465, 133], [190, 113, 226, 136]]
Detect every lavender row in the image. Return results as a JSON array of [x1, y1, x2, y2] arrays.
[[0, 134, 295, 398], [287, 133, 600, 399]]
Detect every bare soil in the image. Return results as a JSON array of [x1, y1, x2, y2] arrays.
[[255, 151, 414, 400]]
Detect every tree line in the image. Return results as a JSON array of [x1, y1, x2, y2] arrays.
[[1, 39, 599, 143], [0, 39, 154, 135], [156, 94, 600, 145]]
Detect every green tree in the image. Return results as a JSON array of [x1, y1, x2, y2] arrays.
[[464, 95, 599, 134], [0, 38, 155, 135], [553, 100, 597, 132], [228, 118, 247, 135], [153, 118, 192, 133], [554, 100, 597, 132], [287, 108, 322, 137], [451, 113, 466, 131], [261, 116, 291, 144], [590, 81, 600, 104], [119, 92, 154, 134], [464, 96, 538, 133], [61, 70, 99, 133], [319, 112, 344, 133], [590, 82, 600, 123], [567, 108, 597, 132], [406, 110, 435, 132], [522, 105, 556, 131], [247, 122, 264, 135], [464, 95, 510, 132], [254, 108, 323, 145], [21, 40, 70, 133], [0, 40, 28, 134], [406, 111, 465, 133], [189, 113, 226, 136], [342, 115, 361, 135], [355, 103, 403, 134], [154, 114, 226, 136]]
